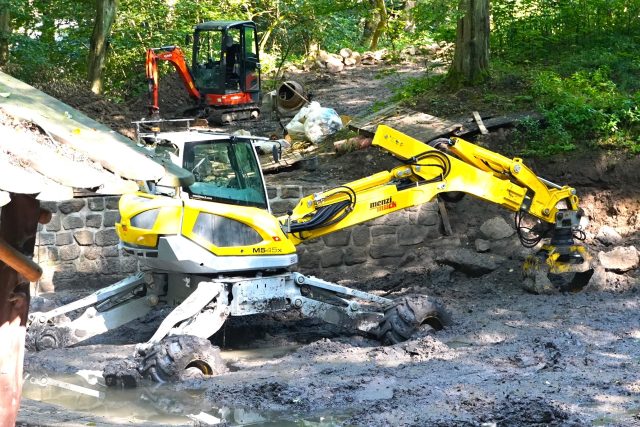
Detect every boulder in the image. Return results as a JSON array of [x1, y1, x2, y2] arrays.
[[479, 216, 514, 240], [595, 225, 622, 246], [436, 248, 506, 276], [598, 246, 639, 272], [325, 55, 344, 73], [339, 48, 352, 58], [344, 57, 357, 66], [475, 238, 491, 253]]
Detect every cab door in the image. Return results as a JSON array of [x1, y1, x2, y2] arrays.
[[240, 23, 261, 100]]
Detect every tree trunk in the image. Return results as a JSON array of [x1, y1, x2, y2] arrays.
[[0, 195, 41, 427], [0, 6, 10, 66], [447, 0, 490, 86], [369, 0, 388, 50], [88, 0, 117, 94], [360, 0, 377, 47]]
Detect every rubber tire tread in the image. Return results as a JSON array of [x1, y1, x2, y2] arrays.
[[377, 295, 451, 345], [138, 335, 227, 383]]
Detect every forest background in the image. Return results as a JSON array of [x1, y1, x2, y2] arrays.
[[0, 0, 639, 156]]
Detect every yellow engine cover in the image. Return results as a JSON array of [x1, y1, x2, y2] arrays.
[[116, 192, 296, 257]]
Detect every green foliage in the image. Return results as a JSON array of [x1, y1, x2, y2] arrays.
[[527, 67, 640, 154], [391, 74, 445, 104]]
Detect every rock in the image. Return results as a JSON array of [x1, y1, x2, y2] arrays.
[[319, 248, 344, 267], [397, 225, 427, 246], [479, 216, 514, 240], [55, 232, 73, 246], [402, 46, 417, 55], [58, 245, 81, 261], [361, 53, 377, 65], [325, 55, 344, 73], [344, 57, 357, 66], [95, 229, 119, 247], [339, 48, 352, 58], [351, 51, 362, 64], [436, 248, 505, 276], [45, 214, 61, 232], [344, 247, 367, 266], [74, 230, 94, 246], [323, 230, 351, 247], [598, 246, 639, 272], [372, 49, 387, 61], [522, 270, 557, 295], [369, 244, 405, 259], [595, 225, 622, 246], [318, 50, 330, 62], [475, 238, 491, 253], [38, 233, 55, 246], [58, 199, 85, 214], [351, 225, 370, 246], [62, 214, 84, 230]]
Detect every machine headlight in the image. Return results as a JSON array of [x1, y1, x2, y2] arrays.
[[193, 213, 262, 247], [130, 209, 160, 229]]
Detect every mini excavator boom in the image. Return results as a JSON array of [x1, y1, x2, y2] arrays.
[[26, 125, 591, 383]]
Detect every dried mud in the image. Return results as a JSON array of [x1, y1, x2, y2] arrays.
[[18, 60, 640, 426]]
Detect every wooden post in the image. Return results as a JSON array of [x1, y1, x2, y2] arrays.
[[0, 194, 41, 427]]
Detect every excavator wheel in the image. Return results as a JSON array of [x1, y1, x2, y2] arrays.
[[376, 295, 451, 345], [25, 323, 73, 351], [136, 335, 228, 383]]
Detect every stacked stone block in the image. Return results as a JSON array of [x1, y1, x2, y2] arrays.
[[35, 196, 138, 292]]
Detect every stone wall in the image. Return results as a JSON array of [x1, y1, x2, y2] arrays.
[[35, 197, 137, 292], [267, 184, 443, 272], [35, 186, 444, 292]]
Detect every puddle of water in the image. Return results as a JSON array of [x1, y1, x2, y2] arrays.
[[220, 344, 299, 363], [21, 346, 342, 427], [445, 339, 474, 349]]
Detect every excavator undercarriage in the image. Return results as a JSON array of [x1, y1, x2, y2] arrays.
[[26, 124, 592, 385]]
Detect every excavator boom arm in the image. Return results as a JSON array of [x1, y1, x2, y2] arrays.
[[281, 125, 581, 247], [145, 46, 201, 115]]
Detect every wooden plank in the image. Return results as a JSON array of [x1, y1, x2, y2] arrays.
[[350, 104, 461, 143], [0, 71, 166, 182], [259, 150, 305, 173], [453, 111, 543, 139], [472, 111, 489, 135], [437, 196, 453, 236]]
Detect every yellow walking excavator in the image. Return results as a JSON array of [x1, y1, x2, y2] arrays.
[[26, 124, 592, 384]]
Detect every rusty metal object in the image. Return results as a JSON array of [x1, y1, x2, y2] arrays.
[[276, 81, 307, 112]]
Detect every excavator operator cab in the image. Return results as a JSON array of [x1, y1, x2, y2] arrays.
[[191, 21, 261, 98]]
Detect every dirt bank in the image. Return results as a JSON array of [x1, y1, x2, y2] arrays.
[[18, 59, 640, 426]]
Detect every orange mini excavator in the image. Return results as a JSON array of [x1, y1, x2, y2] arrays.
[[145, 20, 261, 124]]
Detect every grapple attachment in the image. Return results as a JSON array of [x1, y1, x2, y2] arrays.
[[523, 243, 594, 294]]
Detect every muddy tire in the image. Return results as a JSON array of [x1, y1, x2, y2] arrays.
[[376, 295, 451, 345], [137, 335, 228, 383]]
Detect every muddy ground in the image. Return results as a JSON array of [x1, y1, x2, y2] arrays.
[[16, 58, 640, 426]]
